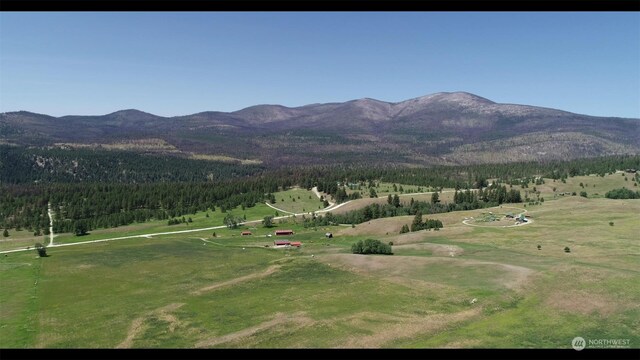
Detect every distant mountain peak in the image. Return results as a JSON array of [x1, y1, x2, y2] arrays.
[[107, 109, 158, 117], [411, 91, 495, 104]]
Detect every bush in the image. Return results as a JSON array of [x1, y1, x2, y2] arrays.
[[35, 243, 47, 257], [351, 239, 392, 255], [609, 222, 614, 226], [564, 246, 571, 253], [605, 187, 640, 199], [579, 191, 587, 198], [262, 216, 274, 228]]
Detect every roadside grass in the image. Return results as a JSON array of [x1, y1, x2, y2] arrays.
[[0, 233, 50, 252]]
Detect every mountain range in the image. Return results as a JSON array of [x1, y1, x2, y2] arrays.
[[1, 92, 638, 166]]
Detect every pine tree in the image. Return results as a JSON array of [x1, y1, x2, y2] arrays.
[[411, 211, 423, 232]]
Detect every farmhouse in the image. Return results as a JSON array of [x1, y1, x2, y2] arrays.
[[274, 240, 291, 246], [325, 232, 333, 238], [241, 231, 252, 236], [275, 230, 294, 236]]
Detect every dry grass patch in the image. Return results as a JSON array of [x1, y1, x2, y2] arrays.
[[394, 242, 465, 257], [320, 254, 534, 292], [337, 217, 409, 236], [191, 265, 281, 295], [117, 303, 185, 349], [336, 308, 482, 348], [545, 291, 621, 316], [195, 311, 314, 348]]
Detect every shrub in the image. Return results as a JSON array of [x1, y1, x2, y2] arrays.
[[35, 243, 47, 257], [564, 246, 571, 253], [351, 239, 392, 255], [609, 222, 614, 226]]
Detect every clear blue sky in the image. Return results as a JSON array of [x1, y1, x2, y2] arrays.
[[1, 12, 639, 118]]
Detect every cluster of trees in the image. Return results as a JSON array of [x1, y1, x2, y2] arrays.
[[351, 239, 392, 255], [262, 216, 274, 228], [167, 217, 192, 226], [453, 185, 522, 207], [410, 211, 443, 232], [605, 187, 640, 199], [223, 213, 244, 229]]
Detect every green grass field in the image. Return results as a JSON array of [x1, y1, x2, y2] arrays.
[[271, 187, 325, 214], [1, 174, 638, 348]]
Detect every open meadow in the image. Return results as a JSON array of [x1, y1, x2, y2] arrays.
[[1, 174, 638, 348]]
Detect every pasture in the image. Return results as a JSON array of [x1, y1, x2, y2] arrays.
[[271, 187, 326, 214], [1, 174, 638, 348]]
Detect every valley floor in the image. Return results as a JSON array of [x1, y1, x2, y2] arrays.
[[1, 177, 639, 349]]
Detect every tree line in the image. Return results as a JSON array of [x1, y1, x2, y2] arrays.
[[1, 149, 638, 235]]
